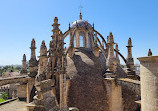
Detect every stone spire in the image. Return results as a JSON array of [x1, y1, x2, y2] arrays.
[[51, 17, 60, 39], [20, 54, 27, 75], [115, 43, 120, 64], [40, 40, 47, 56], [106, 32, 117, 73], [148, 49, 152, 56], [36, 40, 48, 82], [126, 37, 135, 75], [30, 38, 36, 59], [29, 38, 38, 77]]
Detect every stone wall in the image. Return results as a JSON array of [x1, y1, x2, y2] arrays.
[[138, 56, 158, 111], [104, 78, 141, 111]]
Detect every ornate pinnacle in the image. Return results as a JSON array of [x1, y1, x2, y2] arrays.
[[40, 40, 47, 56], [51, 17, 60, 38], [148, 49, 152, 56], [127, 37, 133, 47], [107, 32, 114, 44], [23, 54, 26, 61], [30, 38, 36, 49]]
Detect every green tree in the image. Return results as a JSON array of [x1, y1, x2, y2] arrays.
[[1, 92, 8, 100]]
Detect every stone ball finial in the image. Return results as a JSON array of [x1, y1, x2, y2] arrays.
[[23, 54, 26, 61], [148, 48, 152, 56]]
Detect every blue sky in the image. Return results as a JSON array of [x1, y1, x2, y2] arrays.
[[0, 0, 158, 65]]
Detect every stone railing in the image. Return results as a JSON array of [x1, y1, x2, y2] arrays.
[[117, 78, 140, 96], [0, 75, 29, 86]]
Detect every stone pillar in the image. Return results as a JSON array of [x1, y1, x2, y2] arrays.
[[85, 31, 89, 48], [92, 32, 99, 57], [138, 56, 158, 111], [21, 54, 27, 75], [76, 30, 80, 48], [106, 32, 117, 74], [104, 78, 123, 111], [115, 43, 120, 64], [29, 39, 38, 77], [126, 37, 135, 75]]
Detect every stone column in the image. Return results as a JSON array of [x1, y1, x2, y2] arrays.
[[115, 43, 120, 64], [76, 30, 80, 48], [29, 39, 38, 77], [85, 31, 89, 48], [92, 32, 99, 57], [126, 37, 135, 75], [106, 32, 117, 74], [20, 54, 27, 75], [138, 56, 158, 111]]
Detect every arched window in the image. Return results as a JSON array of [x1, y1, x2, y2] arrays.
[[79, 31, 85, 47]]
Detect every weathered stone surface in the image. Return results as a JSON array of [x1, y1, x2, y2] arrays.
[[67, 48, 109, 111], [138, 56, 158, 111]]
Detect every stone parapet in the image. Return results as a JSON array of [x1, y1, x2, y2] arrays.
[[138, 56, 158, 111]]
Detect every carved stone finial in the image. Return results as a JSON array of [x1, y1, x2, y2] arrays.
[[31, 38, 36, 49], [107, 32, 114, 44], [21, 54, 27, 75], [23, 54, 26, 61], [127, 37, 132, 47], [54, 17, 58, 23], [148, 49, 152, 56], [40, 40, 47, 56], [51, 17, 60, 38]]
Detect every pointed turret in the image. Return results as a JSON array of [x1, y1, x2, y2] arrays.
[[51, 17, 60, 39], [29, 38, 38, 77], [30, 38, 36, 59], [126, 37, 135, 75], [106, 32, 117, 74], [148, 49, 152, 56], [40, 40, 47, 56], [20, 54, 27, 75], [36, 40, 48, 82]]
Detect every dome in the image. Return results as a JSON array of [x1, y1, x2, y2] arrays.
[[71, 19, 92, 28]]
